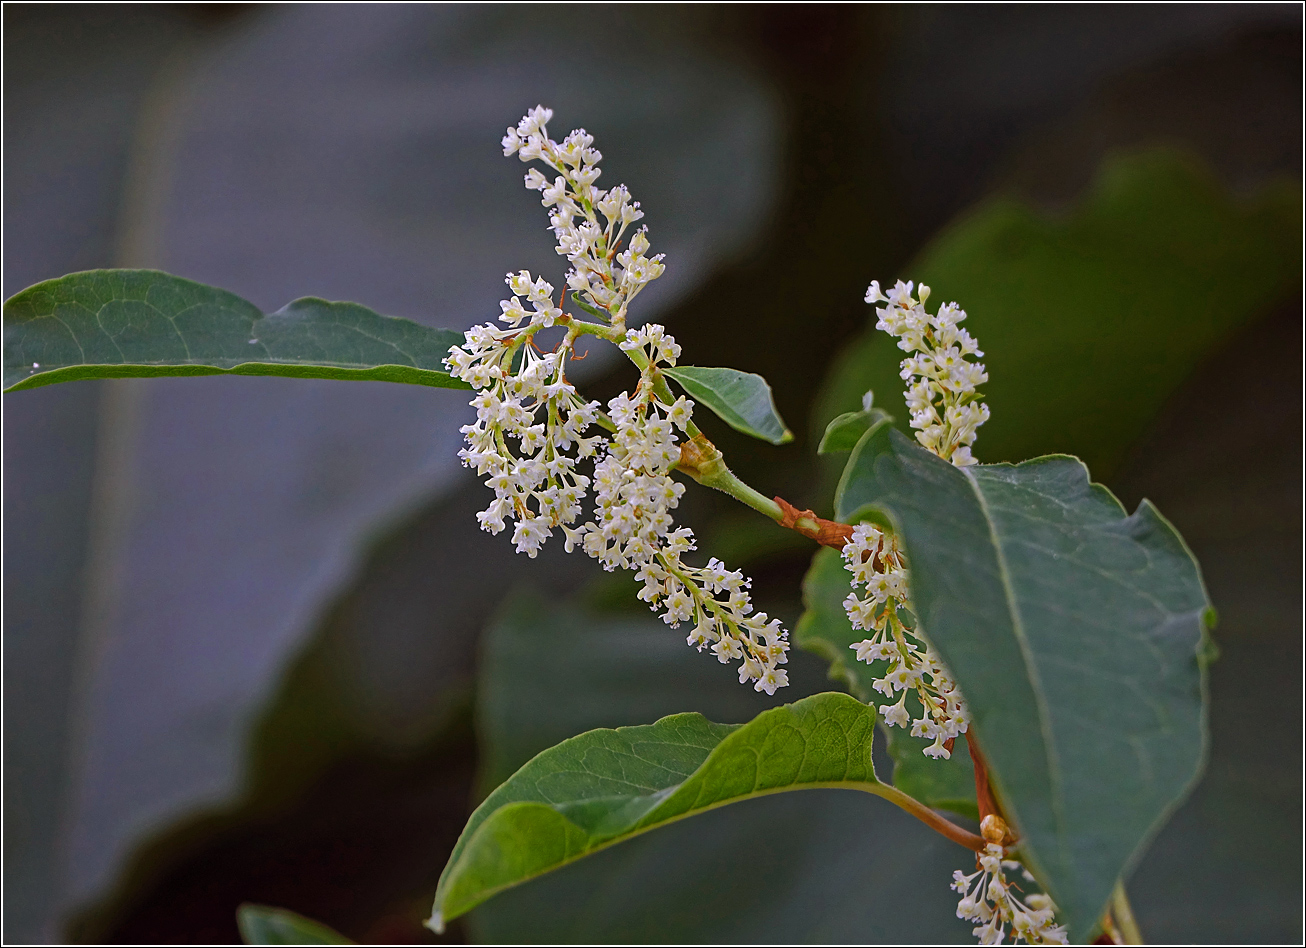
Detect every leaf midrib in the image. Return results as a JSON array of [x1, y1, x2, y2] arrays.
[[961, 467, 1068, 859]]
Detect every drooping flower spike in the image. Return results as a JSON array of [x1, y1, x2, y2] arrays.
[[450, 107, 788, 693], [952, 842, 1069, 945]]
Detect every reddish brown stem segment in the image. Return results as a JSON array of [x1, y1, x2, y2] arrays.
[[967, 730, 1018, 845], [773, 496, 855, 549]]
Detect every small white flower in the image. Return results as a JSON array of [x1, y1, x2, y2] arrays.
[[842, 520, 968, 757], [755, 667, 788, 695], [952, 844, 1068, 945]]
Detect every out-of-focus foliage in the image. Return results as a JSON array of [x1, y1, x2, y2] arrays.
[[6, 6, 1298, 944], [815, 150, 1301, 477], [236, 904, 352, 945]]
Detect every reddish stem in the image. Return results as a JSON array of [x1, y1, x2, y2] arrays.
[[966, 730, 1017, 845], [773, 496, 855, 549]]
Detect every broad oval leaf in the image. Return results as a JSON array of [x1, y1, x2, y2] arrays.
[[834, 423, 1213, 941], [663, 365, 792, 445], [430, 692, 885, 929], [236, 904, 353, 945], [3, 269, 469, 392]]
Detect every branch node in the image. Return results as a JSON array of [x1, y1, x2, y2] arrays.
[[773, 496, 855, 549]]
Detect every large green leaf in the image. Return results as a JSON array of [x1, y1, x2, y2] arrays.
[[430, 691, 919, 930], [813, 150, 1301, 476], [3, 269, 469, 392], [664, 365, 793, 444], [795, 547, 978, 820], [236, 904, 353, 945], [833, 423, 1213, 941], [468, 591, 979, 943]]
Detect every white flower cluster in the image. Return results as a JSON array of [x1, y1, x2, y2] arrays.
[[842, 522, 968, 758], [569, 325, 789, 695], [503, 105, 665, 324], [447, 270, 604, 558], [865, 280, 989, 466], [952, 844, 1068, 945], [450, 107, 788, 693]]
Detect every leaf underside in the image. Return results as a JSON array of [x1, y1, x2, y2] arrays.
[[430, 692, 880, 928], [3, 269, 469, 392], [831, 424, 1211, 941], [664, 364, 793, 445]]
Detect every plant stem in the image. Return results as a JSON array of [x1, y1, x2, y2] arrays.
[[572, 316, 853, 545], [674, 432, 785, 520], [868, 783, 986, 852], [1111, 881, 1144, 944], [569, 314, 996, 857]]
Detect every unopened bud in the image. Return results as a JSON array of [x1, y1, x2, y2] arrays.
[[981, 814, 1009, 844]]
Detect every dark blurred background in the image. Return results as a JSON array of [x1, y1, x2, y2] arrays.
[[4, 4, 1301, 944]]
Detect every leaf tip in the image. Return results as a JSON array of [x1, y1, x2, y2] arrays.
[[424, 911, 445, 935]]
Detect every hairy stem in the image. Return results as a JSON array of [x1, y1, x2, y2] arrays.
[[674, 433, 784, 520]]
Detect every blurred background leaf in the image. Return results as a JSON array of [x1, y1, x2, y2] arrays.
[[237, 904, 353, 946], [813, 148, 1300, 479]]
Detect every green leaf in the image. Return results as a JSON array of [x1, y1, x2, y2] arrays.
[[236, 904, 353, 945], [663, 365, 793, 444], [794, 547, 978, 820], [431, 692, 883, 929], [3, 269, 470, 392], [469, 591, 982, 943], [813, 150, 1301, 476], [834, 424, 1212, 941], [818, 407, 892, 454]]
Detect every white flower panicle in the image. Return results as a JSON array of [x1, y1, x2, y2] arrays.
[[503, 105, 666, 324], [865, 280, 989, 467], [952, 844, 1068, 945], [569, 325, 790, 695], [446, 270, 604, 558], [843, 278, 987, 756], [841, 523, 968, 758], [449, 107, 787, 693]]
